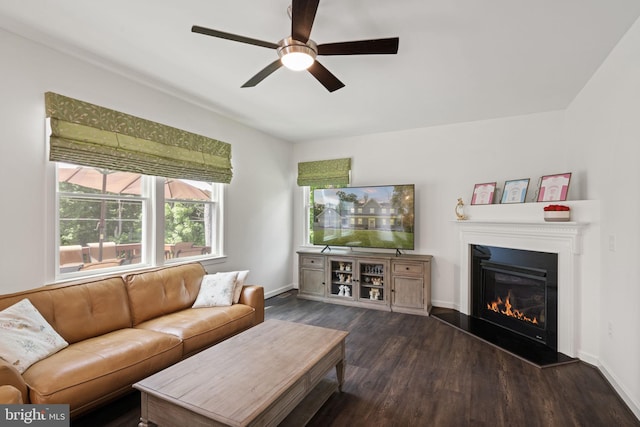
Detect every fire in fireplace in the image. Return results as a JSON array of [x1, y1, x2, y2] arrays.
[[471, 245, 558, 351], [486, 290, 541, 325]]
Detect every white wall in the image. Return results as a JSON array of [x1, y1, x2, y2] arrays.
[[292, 17, 640, 413], [564, 15, 640, 418], [292, 110, 570, 307], [0, 29, 294, 296]]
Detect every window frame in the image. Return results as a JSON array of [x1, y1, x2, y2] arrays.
[[302, 186, 313, 247], [55, 165, 225, 280]]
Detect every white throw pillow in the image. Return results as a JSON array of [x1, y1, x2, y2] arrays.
[[0, 299, 69, 374], [233, 270, 250, 304], [193, 271, 239, 308]]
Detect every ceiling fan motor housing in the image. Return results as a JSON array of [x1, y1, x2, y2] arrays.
[[277, 37, 318, 70]]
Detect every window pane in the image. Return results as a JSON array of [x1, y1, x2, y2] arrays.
[[309, 185, 335, 245], [59, 197, 143, 272], [164, 178, 215, 260]]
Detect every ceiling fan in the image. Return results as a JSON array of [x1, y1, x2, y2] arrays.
[[192, 0, 399, 92]]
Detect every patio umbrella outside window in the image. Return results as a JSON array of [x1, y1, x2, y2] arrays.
[[58, 166, 212, 200], [58, 164, 212, 261]]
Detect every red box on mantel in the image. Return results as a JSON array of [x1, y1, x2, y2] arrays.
[[543, 204, 571, 222]]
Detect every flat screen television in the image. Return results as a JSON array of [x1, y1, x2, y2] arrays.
[[312, 184, 415, 250]]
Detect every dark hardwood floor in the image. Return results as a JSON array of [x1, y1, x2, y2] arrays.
[[73, 291, 639, 426]]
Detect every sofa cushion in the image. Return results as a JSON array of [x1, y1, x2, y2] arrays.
[[135, 304, 255, 356], [0, 277, 132, 344], [124, 263, 206, 325], [22, 328, 182, 412], [192, 271, 238, 308], [0, 299, 69, 373], [0, 385, 23, 404], [232, 270, 250, 303], [0, 359, 28, 403]]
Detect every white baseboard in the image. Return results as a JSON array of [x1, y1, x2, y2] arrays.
[[431, 299, 458, 310], [598, 361, 640, 420], [577, 349, 599, 367], [264, 284, 295, 299]]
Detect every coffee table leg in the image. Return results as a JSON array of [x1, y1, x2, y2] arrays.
[[138, 392, 149, 427], [336, 358, 346, 392]]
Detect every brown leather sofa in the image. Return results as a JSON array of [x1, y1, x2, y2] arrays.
[[0, 262, 264, 418]]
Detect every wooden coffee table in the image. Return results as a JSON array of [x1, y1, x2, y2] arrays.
[[133, 319, 348, 427]]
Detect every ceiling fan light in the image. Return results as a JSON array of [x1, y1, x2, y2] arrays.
[[278, 38, 317, 71], [281, 51, 314, 70]]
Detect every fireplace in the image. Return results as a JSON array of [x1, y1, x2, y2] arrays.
[[471, 245, 558, 351], [454, 220, 587, 359]]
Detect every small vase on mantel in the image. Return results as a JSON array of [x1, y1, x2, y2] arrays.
[[455, 198, 467, 220]]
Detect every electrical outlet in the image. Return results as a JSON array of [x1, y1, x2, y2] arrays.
[[608, 321, 613, 338], [608, 235, 616, 252]]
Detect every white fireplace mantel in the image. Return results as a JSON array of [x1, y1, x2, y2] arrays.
[[456, 220, 587, 357]]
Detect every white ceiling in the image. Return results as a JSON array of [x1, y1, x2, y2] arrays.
[[1, 0, 639, 143]]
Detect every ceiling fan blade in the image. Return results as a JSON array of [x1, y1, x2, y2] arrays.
[[192, 25, 278, 49], [291, 0, 320, 43], [307, 61, 345, 92], [241, 59, 283, 88], [318, 37, 399, 55]]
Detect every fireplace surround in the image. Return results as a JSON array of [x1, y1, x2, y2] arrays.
[[457, 220, 585, 358]]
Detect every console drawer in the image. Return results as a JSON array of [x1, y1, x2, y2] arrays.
[[301, 256, 324, 268], [392, 261, 423, 276]]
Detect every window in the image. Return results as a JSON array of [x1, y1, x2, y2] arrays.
[[57, 163, 223, 277], [165, 180, 220, 261], [369, 208, 375, 214], [306, 185, 335, 245], [299, 158, 351, 246]]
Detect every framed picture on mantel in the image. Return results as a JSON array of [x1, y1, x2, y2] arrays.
[[471, 182, 496, 205], [501, 178, 529, 204], [536, 173, 571, 202]]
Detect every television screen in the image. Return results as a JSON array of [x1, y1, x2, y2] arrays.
[[313, 184, 415, 250]]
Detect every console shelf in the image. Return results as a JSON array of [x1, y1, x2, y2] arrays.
[[297, 250, 432, 316]]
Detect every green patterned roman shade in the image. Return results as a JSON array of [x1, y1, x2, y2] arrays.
[[297, 158, 351, 186], [45, 92, 232, 183]]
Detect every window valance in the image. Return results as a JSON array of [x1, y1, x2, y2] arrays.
[[297, 158, 351, 187], [45, 92, 232, 183]]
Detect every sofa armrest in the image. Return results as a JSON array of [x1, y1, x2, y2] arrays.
[[0, 385, 24, 404], [0, 360, 28, 403], [238, 285, 264, 324]]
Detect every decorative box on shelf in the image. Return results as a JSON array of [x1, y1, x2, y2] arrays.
[[543, 204, 571, 222]]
